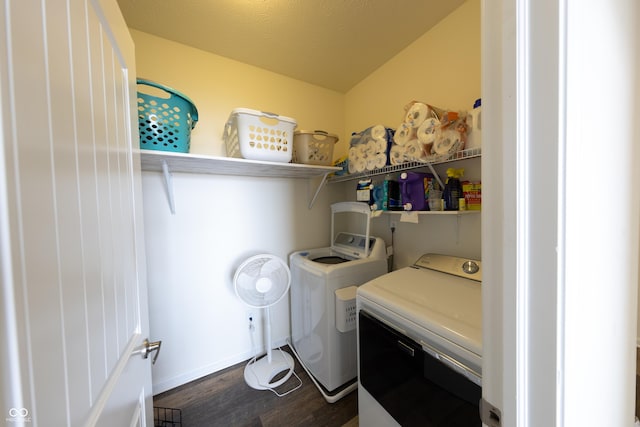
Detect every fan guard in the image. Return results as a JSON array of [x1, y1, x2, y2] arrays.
[[234, 255, 290, 308]]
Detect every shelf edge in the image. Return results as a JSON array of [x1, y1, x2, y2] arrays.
[[139, 149, 341, 178]]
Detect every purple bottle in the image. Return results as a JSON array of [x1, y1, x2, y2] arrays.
[[399, 172, 433, 211]]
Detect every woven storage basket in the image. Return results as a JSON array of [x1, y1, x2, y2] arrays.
[[137, 78, 198, 153], [223, 108, 296, 162]]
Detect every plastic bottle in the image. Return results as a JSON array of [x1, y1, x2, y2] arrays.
[[465, 98, 482, 150], [385, 175, 403, 211], [399, 171, 433, 211], [356, 178, 374, 205], [443, 168, 464, 211]]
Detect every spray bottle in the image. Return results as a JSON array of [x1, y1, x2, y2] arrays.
[[443, 168, 464, 211]]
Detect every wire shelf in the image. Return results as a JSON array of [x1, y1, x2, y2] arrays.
[[328, 147, 481, 183]]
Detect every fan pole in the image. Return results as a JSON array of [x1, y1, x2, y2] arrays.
[[266, 306, 272, 363]]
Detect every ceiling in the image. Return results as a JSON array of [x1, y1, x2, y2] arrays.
[[116, 0, 466, 93]]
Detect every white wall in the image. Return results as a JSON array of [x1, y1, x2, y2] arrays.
[[132, 30, 346, 393], [142, 173, 341, 393], [134, 0, 482, 394]]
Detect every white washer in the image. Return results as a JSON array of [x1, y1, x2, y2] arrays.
[[356, 253, 482, 426], [290, 202, 388, 402]]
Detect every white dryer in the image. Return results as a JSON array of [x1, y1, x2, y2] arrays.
[[290, 202, 388, 402], [357, 253, 482, 426]]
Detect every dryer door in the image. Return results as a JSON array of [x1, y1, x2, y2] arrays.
[[359, 310, 481, 426]]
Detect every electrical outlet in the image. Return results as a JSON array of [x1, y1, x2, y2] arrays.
[[390, 219, 397, 230], [247, 311, 255, 330]]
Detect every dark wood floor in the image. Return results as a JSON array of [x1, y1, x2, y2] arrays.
[[153, 346, 358, 427], [155, 346, 640, 426]]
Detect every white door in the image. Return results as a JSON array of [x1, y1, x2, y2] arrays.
[[0, 0, 155, 426], [482, 0, 639, 425]]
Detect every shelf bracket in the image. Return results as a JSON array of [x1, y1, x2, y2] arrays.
[[425, 163, 445, 189], [308, 172, 330, 209], [161, 160, 176, 215]]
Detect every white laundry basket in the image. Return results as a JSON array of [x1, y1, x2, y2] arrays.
[[223, 108, 297, 162]]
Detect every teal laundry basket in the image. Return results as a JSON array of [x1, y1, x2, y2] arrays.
[[136, 78, 199, 153]]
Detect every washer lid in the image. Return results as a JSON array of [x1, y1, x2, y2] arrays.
[[357, 264, 481, 356], [330, 202, 372, 259]]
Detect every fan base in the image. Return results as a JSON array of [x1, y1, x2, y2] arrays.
[[244, 350, 294, 390]]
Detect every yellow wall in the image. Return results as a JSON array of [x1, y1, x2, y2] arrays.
[[341, 0, 481, 159], [131, 0, 479, 161], [131, 30, 345, 157]]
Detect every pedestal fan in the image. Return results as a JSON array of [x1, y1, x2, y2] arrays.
[[233, 254, 300, 394]]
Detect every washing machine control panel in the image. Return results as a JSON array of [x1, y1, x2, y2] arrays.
[[414, 253, 482, 282], [334, 232, 375, 251], [333, 233, 376, 256]]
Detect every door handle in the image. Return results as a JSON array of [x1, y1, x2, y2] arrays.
[[140, 339, 162, 364], [397, 340, 415, 357]]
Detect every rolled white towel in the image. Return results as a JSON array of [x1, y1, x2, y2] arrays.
[[365, 139, 377, 156], [374, 153, 387, 169], [417, 117, 439, 144], [365, 156, 377, 170], [389, 145, 405, 165], [354, 157, 367, 173], [369, 124, 387, 140], [433, 128, 463, 155], [394, 122, 415, 146], [373, 138, 387, 154], [405, 102, 430, 128], [405, 139, 422, 161], [348, 159, 357, 174], [349, 145, 366, 173]]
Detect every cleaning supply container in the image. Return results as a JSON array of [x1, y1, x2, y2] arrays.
[[136, 78, 199, 153], [465, 98, 482, 151], [399, 171, 435, 211], [443, 168, 465, 211], [372, 179, 402, 211]]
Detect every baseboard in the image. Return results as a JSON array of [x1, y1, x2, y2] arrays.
[[151, 337, 289, 395]]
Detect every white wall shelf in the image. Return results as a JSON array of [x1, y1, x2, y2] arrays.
[[375, 210, 480, 216], [140, 150, 341, 178], [139, 150, 341, 213]]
